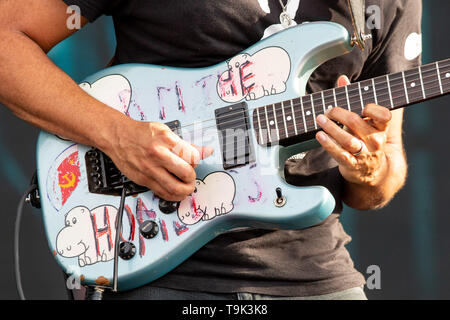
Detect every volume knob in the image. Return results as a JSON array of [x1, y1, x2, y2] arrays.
[[118, 241, 136, 260], [139, 220, 159, 239], [159, 199, 179, 214]]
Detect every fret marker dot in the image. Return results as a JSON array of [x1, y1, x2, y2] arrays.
[[287, 116, 292, 121], [446, 73, 450, 78], [411, 82, 416, 88], [364, 86, 369, 91], [306, 111, 311, 116], [269, 120, 275, 126]]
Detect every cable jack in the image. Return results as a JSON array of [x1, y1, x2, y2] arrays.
[[85, 286, 105, 300]]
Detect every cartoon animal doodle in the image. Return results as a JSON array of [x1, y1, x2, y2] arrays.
[[46, 144, 82, 211], [56, 205, 118, 267], [217, 47, 291, 103], [177, 172, 236, 225], [79, 74, 132, 116]]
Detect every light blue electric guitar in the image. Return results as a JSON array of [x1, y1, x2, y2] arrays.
[[35, 22, 450, 292]]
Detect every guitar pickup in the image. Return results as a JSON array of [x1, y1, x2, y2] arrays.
[[215, 102, 254, 170]]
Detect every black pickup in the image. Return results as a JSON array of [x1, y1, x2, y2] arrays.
[[215, 102, 254, 170]]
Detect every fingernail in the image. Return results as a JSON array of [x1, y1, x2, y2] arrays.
[[351, 137, 361, 148], [202, 147, 214, 159], [317, 114, 327, 126], [337, 75, 351, 87], [316, 131, 327, 142]]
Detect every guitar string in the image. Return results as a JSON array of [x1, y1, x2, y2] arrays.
[[180, 79, 449, 151], [160, 61, 450, 135], [170, 66, 450, 134], [155, 59, 450, 130], [188, 60, 450, 149], [171, 67, 450, 142], [170, 78, 447, 149], [159, 61, 450, 134], [184, 81, 449, 152]]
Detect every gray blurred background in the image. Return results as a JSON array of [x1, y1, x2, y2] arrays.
[[0, 1, 449, 299]]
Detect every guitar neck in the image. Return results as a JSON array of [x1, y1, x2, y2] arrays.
[[253, 58, 450, 146]]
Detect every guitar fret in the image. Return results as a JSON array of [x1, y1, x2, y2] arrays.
[[436, 61, 444, 94], [389, 72, 408, 107], [275, 102, 289, 139], [334, 86, 348, 110], [418, 66, 426, 99], [438, 60, 450, 92], [321, 91, 326, 113], [373, 76, 391, 108], [291, 99, 299, 135], [359, 79, 375, 106], [255, 105, 270, 145], [312, 92, 324, 119], [372, 78, 378, 105], [345, 86, 351, 111], [299, 97, 307, 132], [256, 108, 264, 145], [333, 88, 338, 107], [322, 88, 336, 113], [402, 71, 410, 104], [310, 95, 317, 129], [264, 105, 272, 144], [358, 82, 364, 110], [271, 104, 280, 141], [301, 95, 316, 131], [280, 102, 289, 138], [386, 75, 394, 108], [403, 68, 424, 103], [283, 99, 296, 136], [420, 63, 442, 98], [347, 83, 364, 114]]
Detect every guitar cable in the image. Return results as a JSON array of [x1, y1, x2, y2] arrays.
[[84, 187, 128, 300], [14, 176, 129, 300], [14, 183, 38, 301], [112, 186, 128, 293]]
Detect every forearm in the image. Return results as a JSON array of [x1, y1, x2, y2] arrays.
[[342, 143, 407, 210], [0, 29, 128, 152]]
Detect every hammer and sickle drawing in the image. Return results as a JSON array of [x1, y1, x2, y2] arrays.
[[59, 173, 76, 189]]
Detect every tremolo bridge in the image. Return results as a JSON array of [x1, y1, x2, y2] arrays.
[[85, 120, 182, 196], [85, 149, 148, 196], [85, 102, 254, 196]]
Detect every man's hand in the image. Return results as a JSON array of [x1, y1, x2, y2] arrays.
[[315, 75, 407, 210], [104, 120, 213, 202]]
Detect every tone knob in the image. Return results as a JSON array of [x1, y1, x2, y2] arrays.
[[140, 220, 159, 239], [118, 241, 136, 260], [159, 199, 179, 214]]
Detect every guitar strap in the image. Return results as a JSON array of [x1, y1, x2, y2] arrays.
[[346, 0, 371, 50]]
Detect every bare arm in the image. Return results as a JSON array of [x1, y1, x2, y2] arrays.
[[0, 0, 210, 201], [0, 0, 111, 146]]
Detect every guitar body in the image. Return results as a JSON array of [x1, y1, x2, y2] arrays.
[[36, 22, 352, 291]]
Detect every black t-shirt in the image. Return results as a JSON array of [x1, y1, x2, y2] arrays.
[[62, 0, 422, 296]]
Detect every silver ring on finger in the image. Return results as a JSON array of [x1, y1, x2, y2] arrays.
[[352, 139, 365, 157]]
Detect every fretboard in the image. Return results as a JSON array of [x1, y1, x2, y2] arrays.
[[253, 58, 450, 146]]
